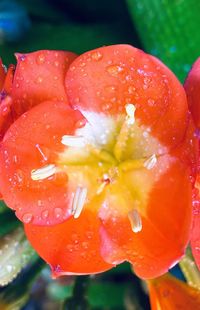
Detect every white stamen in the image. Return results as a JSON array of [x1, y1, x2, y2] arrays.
[[35, 144, 48, 161], [143, 154, 157, 170], [31, 164, 56, 180], [128, 209, 142, 233], [61, 135, 86, 147], [125, 103, 136, 125], [71, 186, 87, 219]]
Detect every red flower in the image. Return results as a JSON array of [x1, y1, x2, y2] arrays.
[[184, 58, 200, 271], [148, 273, 200, 309], [0, 45, 197, 278]]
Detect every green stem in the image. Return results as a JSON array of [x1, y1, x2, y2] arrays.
[[179, 248, 200, 290], [62, 276, 91, 310]]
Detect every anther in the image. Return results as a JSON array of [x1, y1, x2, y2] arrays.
[[61, 135, 86, 147], [125, 103, 136, 125], [31, 164, 56, 180], [71, 186, 87, 219], [128, 209, 142, 233], [143, 154, 157, 170]]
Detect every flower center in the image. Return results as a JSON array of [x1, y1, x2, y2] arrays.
[[31, 104, 167, 231]]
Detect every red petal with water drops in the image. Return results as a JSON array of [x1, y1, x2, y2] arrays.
[[0, 100, 85, 225], [184, 58, 200, 127], [66, 44, 188, 149], [98, 155, 192, 279], [148, 274, 200, 310], [191, 178, 200, 270], [24, 209, 112, 275], [0, 65, 15, 140], [11, 50, 77, 117]]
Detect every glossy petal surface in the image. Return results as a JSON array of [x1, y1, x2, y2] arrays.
[[184, 58, 200, 127], [0, 101, 85, 225], [184, 59, 200, 270], [25, 209, 112, 276], [11, 50, 77, 117], [66, 44, 188, 148], [148, 274, 200, 310], [98, 155, 192, 278], [191, 179, 200, 270], [0, 45, 196, 278]]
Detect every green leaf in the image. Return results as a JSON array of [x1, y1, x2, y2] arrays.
[[126, 0, 200, 81]]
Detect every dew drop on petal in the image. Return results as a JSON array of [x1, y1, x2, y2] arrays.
[[22, 213, 33, 224], [54, 208, 63, 219], [128, 85, 136, 94], [35, 76, 43, 84], [147, 98, 155, 106], [91, 51, 103, 61], [36, 54, 46, 65], [41, 210, 49, 219], [106, 65, 124, 76]]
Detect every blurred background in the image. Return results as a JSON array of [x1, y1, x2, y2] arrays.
[[1, 0, 200, 81], [0, 0, 200, 309]]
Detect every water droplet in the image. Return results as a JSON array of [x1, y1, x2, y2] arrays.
[[36, 54, 46, 64], [22, 213, 33, 224], [54, 208, 63, 218], [128, 86, 135, 94], [105, 85, 116, 92], [82, 242, 88, 249], [106, 65, 124, 76], [54, 61, 59, 67], [91, 51, 103, 61], [36, 76, 43, 84], [102, 103, 112, 111], [41, 210, 49, 219], [86, 231, 93, 239], [147, 99, 155, 106], [16, 169, 24, 184]]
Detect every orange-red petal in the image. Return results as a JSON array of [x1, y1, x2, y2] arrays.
[[24, 209, 112, 276], [66, 44, 188, 148], [11, 50, 77, 117], [184, 58, 200, 127], [98, 156, 192, 279], [191, 178, 200, 270], [0, 100, 85, 225], [148, 274, 200, 310]]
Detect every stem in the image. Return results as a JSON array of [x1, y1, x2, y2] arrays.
[[62, 276, 91, 310], [179, 248, 200, 290]]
